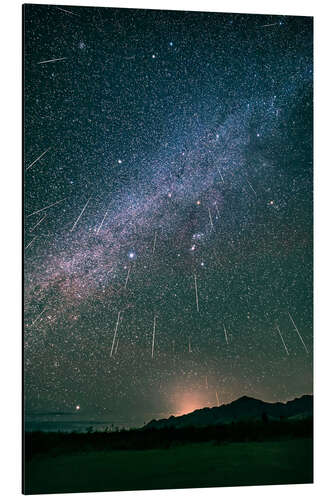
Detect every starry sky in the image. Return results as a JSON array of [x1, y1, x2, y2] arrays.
[[23, 4, 313, 427]]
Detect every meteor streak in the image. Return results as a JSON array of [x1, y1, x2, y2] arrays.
[[38, 57, 67, 64], [247, 180, 257, 197], [276, 325, 289, 355], [26, 147, 51, 171], [124, 265, 131, 289], [29, 214, 46, 232], [115, 337, 119, 355], [96, 209, 108, 234], [25, 236, 37, 250], [223, 323, 229, 345], [110, 311, 121, 358], [55, 6, 80, 16], [26, 198, 66, 218], [70, 197, 91, 232], [152, 315, 157, 358], [288, 312, 309, 354]]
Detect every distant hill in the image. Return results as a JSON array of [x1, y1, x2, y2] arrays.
[[145, 395, 313, 430]]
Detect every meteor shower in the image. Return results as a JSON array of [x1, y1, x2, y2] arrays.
[[23, 5, 313, 494]]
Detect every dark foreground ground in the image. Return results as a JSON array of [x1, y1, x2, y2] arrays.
[[24, 419, 313, 494], [24, 437, 313, 494]]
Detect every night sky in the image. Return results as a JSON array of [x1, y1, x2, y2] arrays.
[[24, 4, 313, 427]]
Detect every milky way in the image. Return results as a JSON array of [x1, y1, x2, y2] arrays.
[[24, 5, 313, 427]]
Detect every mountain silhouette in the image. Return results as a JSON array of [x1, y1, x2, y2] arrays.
[[145, 395, 313, 430]]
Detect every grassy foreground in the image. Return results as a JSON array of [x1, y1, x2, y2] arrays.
[[24, 438, 313, 494]]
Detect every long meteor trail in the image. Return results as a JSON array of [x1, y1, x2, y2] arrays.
[[29, 214, 46, 232], [25, 236, 37, 250], [110, 311, 121, 358], [288, 312, 309, 354], [26, 147, 51, 171], [152, 315, 157, 358], [27, 198, 66, 218], [38, 57, 67, 64], [96, 209, 109, 235], [276, 325, 289, 355], [115, 338, 119, 355], [70, 197, 91, 232]]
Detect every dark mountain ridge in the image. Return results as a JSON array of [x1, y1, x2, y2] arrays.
[[145, 395, 313, 430]]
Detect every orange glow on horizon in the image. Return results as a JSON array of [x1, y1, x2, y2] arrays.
[[172, 392, 209, 417]]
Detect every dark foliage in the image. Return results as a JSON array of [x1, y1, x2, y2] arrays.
[[25, 417, 313, 460]]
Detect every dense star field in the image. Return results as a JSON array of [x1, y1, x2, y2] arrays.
[[23, 5, 313, 426]]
